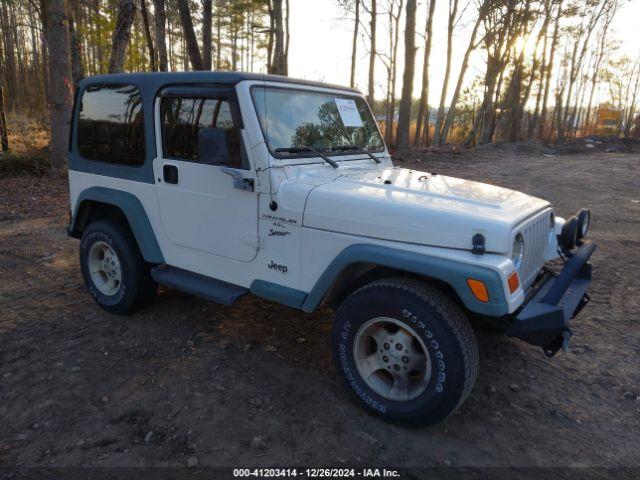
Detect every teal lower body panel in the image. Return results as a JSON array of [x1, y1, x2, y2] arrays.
[[250, 280, 308, 309]]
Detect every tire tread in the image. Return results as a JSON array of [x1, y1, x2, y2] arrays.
[[351, 277, 479, 414], [80, 218, 157, 314]]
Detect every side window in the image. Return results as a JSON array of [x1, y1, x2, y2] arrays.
[[160, 96, 247, 169], [77, 84, 145, 165]]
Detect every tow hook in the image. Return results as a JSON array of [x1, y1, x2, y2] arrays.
[[561, 329, 572, 352], [543, 328, 572, 357]]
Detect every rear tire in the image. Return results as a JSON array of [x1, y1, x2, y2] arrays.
[[332, 277, 478, 426], [80, 219, 157, 314]]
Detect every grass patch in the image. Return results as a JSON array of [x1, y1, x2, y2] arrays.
[[0, 150, 50, 176], [0, 113, 51, 177]]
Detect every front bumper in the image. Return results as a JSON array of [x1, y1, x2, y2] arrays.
[[507, 241, 596, 356]]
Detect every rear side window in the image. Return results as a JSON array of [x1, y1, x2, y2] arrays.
[[160, 97, 247, 169], [77, 84, 145, 166]]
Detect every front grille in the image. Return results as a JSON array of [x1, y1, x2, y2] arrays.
[[518, 210, 552, 289]]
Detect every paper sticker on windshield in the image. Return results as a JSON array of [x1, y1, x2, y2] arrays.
[[335, 98, 364, 127]]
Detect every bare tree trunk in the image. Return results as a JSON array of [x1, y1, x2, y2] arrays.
[[569, 71, 595, 139], [528, 0, 552, 139], [557, 39, 581, 140], [249, 10, 255, 71], [499, 0, 534, 142], [384, 61, 392, 144], [0, 3, 18, 110], [520, 3, 550, 139], [488, 48, 510, 140], [584, 2, 615, 133], [473, 58, 500, 145], [387, 0, 402, 145], [231, 19, 238, 70], [438, 1, 486, 145], [468, 0, 523, 145], [414, 0, 436, 146], [0, 85, 8, 151], [152, 0, 168, 71], [433, 0, 458, 146], [41, 0, 73, 171], [167, 12, 174, 70], [553, 87, 564, 140], [559, 1, 607, 140], [177, 0, 204, 70], [108, 0, 136, 73], [367, 0, 377, 105], [270, 0, 287, 75], [620, 59, 640, 137], [284, 0, 290, 71], [140, 0, 156, 70], [267, 2, 274, 71], [396, 0, 416, 150], [539, 1, 561, 139], [28, 0, 43, 97], [216, 0, 222, 69], [12, 3, 26, 106], [350, 0, 359, 88], [0, 17, 6, 95], [202, 0, 213, 70], [68, 3, 84, 89], [92, 0, 104, 73], [583, 76, 598, 136], [504, 56, 526, 142], [384, 2, 396, 145]]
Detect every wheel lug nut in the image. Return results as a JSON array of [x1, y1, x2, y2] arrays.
[[382, 356, 388, 363], [402, 356, 409, 363], [395, 343, 403, 351], [383, 343, 390, 350]]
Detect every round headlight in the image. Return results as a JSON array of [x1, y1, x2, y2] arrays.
[[512, 233, 525, 270], [577, 208, 590, 239]]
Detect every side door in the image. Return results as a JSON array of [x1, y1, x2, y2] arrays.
[[154, 87, 259, 263]]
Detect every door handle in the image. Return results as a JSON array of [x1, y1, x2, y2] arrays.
[[163, 164, 178, 184]]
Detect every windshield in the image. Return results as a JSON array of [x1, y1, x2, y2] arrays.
[[252, 86, 384, 157]]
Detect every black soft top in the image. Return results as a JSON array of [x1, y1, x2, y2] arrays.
[[78, 71, 360, 94]]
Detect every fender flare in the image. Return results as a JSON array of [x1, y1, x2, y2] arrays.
[[300, 244, 509, 316], [70, 187, 164, 264]]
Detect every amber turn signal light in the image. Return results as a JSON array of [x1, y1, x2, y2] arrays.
[[508, 271, 520, 293], [467, 278, 489, 302]]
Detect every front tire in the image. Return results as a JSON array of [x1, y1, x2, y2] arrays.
[[80, 219, 157, 314], [332, 278, 478, 426]]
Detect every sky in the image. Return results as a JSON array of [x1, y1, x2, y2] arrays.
[[286, 0, 640, 103]]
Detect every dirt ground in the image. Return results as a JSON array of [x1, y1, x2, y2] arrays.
[[1, 148, 639, 471]]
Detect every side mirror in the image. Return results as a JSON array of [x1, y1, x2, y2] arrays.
[[198, 127, 227, 165]]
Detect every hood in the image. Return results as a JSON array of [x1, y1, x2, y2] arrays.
[[301, 165, 550, 253]]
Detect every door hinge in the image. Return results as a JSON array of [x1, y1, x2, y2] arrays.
[[241, 233, 262, 249], [221, 167, 255, 192]]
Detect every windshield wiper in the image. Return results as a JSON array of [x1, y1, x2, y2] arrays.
[[331, 144, 381, 164], [274, 146, 339, 168]]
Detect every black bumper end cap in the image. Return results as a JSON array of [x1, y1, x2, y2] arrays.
[[507, 241, 595, 357]]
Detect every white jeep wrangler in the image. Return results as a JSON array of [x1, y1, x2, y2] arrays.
[[67, 72, 595, 425]]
